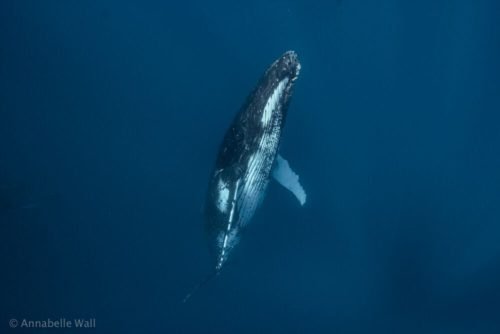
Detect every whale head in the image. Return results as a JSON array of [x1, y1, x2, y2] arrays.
[[270, 50, 301, 82]]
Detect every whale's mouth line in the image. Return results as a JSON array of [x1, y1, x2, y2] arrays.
[[291, 62, 301, 82]]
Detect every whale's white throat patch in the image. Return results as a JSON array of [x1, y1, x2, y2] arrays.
[[217, 179, 241, 269], [216, 178, 230, 213], [261, 78, 289, 125]]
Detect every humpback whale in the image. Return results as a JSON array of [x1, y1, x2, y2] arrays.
[[183, 51, 306, 302]]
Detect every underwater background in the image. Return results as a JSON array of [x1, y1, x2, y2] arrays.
[[1, 0, 500, 333]]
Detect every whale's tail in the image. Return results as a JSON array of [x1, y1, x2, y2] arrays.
[[182, 270, 219, 303]]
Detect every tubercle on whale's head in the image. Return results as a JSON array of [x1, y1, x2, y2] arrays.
[[274, 50, 301, 82]]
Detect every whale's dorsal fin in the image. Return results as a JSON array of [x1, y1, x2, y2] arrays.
[[272, 154, 307, 205]]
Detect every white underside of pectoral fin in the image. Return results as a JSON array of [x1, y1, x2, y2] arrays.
[[272, 154, 307, 206]]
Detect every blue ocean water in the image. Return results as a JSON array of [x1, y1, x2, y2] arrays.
[[1, 1, 500, 333]]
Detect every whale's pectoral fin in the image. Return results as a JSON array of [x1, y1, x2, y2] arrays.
[[272, 154, 307, 206]]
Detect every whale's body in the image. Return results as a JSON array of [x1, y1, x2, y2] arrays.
[[204, 51, 305, 272]]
